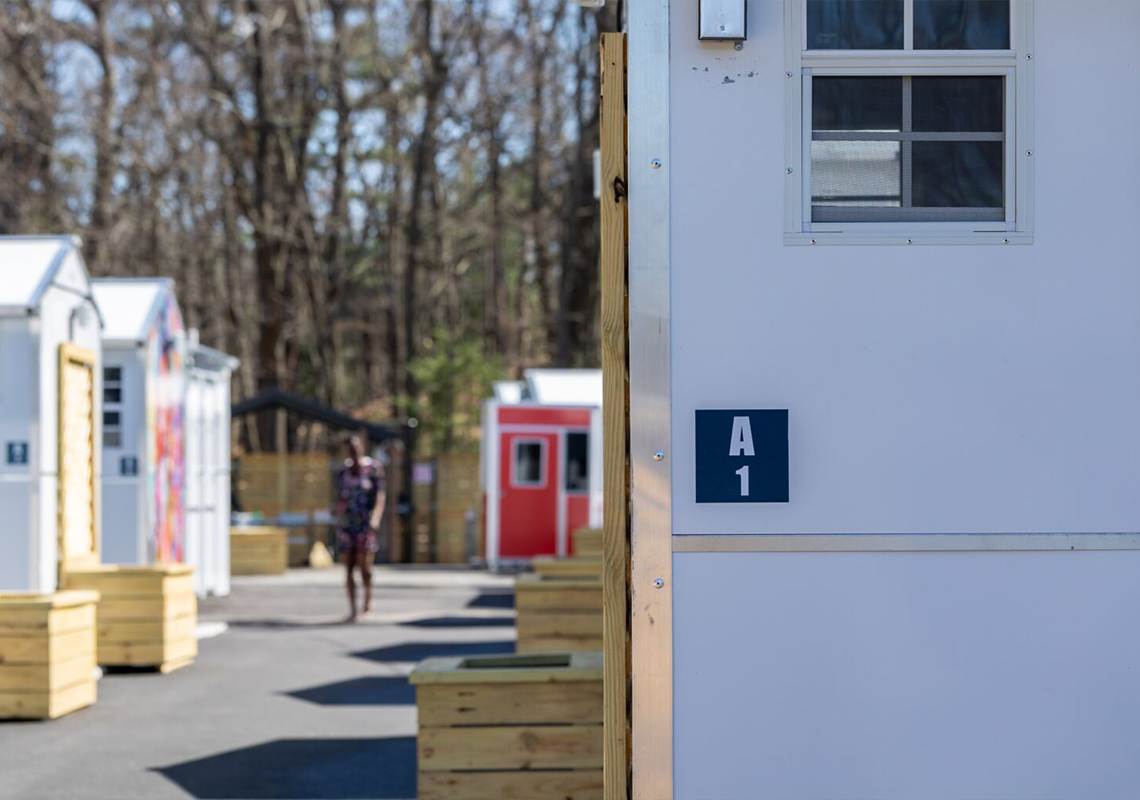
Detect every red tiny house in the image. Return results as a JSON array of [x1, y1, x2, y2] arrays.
[[482, 370, 602, 566]]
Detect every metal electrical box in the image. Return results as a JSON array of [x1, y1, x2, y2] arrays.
[[699, 0, 746, 41]]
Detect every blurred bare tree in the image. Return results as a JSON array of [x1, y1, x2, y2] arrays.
[[0, 0, 618, 453]]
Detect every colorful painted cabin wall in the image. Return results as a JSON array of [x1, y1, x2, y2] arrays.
[[0, 236, 103, 593], [481, 369, 603, 566], [93, 279, 187, 568]]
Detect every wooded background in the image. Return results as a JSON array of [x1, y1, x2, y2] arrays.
[[0, 0, 619, 453]]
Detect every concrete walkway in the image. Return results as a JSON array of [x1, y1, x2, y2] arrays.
[[0, 567, 516, 800]]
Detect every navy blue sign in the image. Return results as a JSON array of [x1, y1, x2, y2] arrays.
[[6, 442, 29, 466], [695, 410, 789, 503], [120, 456, 139, 477]]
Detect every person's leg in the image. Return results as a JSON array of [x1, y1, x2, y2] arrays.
[[356, 549, 374, 615], [343, 550, 357, 621]]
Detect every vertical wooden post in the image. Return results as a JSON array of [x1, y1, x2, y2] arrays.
[[275, 407, 288, 517], [600, 31, 631, 800]]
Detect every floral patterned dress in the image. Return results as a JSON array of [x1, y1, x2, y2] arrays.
[[335, 458, 385, 554]]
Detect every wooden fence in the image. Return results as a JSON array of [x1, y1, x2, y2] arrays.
[[234, 450, 481, 564], [234, 453, 333, 517]]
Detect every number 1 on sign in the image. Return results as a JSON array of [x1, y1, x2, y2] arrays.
[[736, 465, 749, 497]]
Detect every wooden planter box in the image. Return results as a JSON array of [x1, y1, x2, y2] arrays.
[[62, 565, 197, 673], [515, 575, 603, 654], [571, 527, 603, 557], [533, 556, 602, 579], [287, 528, 311, 568], [410, 652, 603, 800], [230, 526, 289, 575], [0, 591, 99, 719]]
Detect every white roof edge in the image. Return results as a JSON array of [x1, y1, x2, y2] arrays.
[[28, 238, 77, 309], [91, 277, 178, 341], [190, 341, 239, 371], [522, 368, 603, 407], [91, 276, 176, 286]]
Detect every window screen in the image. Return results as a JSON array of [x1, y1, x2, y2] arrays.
[[514, 441, 544, 486], [103, 410, 121, 448], [914, 0, 1010, 50], [807, 0, 903, 50], [565, 432, 589, 493], [808, 0, 1009, 51], [103, 367, 123, 447], [811, 75, 1004, 222], [104, 366, 122, 404]]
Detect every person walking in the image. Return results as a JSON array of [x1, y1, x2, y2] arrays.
[[335, 435, 386, 621]]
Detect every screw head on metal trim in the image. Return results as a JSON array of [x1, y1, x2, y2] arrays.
[[651, 158, 662, 169], [653, 450, 665, 461], [653, 578, 665, 589]]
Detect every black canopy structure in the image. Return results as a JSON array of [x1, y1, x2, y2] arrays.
[[231, 387, 410, 445], [231, 387, 418, 561]]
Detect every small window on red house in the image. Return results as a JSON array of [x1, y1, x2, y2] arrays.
[[513, 440, 545, 487]]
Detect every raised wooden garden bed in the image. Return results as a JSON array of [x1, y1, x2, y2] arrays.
[[410, 651, 603, 800], [0, 591, 99, 719], [571, 527, 603, 557], [230, 526, 289, 575], [514, 575, 603, 654], [62, 564, 197, 673], [532, 556, 602, 579]]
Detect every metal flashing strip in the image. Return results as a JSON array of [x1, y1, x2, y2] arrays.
[[628, 0, 674, 797], [673, 533, 1140, 553], [27, 238, 72, 309]]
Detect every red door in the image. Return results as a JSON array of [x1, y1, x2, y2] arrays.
[[499, 431, 559, 558]]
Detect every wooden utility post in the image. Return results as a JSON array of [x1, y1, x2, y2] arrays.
[[599, 31, 631, 800], [275, 407, 288, 516]]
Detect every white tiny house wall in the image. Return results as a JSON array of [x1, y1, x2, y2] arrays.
[[625, 1, 1140, 798], [0, 236, 102, 593], [92, 278, 187, 567], [185, 332, 237, 597]]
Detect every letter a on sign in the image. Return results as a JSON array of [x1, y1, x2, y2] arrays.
[[729, 416, 755, 457]]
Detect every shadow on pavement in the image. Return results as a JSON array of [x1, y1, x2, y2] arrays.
[[225, 619, 355, 630], [155, 737, 415, 799], [397, 615, 514, 629], [352, 640, 514, 663], [465, 590, 515, 609], [287, 676, 415, 707]]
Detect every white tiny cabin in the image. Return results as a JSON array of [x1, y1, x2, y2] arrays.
[[482, 368, 603, 567], [185, 330, 237, 597], [92, 278, 187, 568], [624, 2, 1140, 797], [0, 236, 103, 593]]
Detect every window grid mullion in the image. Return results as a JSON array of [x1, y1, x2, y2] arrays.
[[904, 0, 914, 50], [902, 77, 913, 209]]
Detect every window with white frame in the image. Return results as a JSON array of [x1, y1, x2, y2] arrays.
[[103, 366, 122, 448], [564, 431, 589, 493], [512, 439, 546, 488], [786, 0, 1033, 243]]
